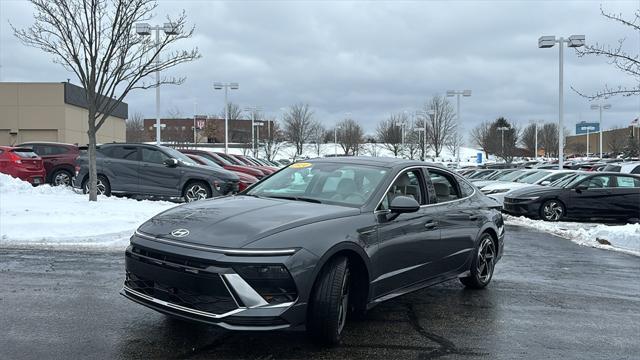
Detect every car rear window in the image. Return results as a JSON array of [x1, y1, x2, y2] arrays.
[[603, 164, 621, 172], [11, 149, 39, 158]]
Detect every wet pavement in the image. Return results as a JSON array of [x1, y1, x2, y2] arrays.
[[1, 225, 639, 359]]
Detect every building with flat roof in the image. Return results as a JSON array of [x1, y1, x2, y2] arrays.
[[142, 117, 275, 145], [0, 82, 127, 146]]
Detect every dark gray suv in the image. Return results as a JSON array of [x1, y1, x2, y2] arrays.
[[73, 143, 239, 202]]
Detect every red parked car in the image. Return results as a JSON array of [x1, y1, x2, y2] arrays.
[[179, 149, 265, 179], [234, 154, 279, 173], [185, 154, 259, 191], [0, 146, 46, 185], [216, 152, 276, 175], [16, 142, 79, 186]]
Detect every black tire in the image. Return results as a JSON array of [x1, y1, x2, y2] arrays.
[[307, 256, 351, 345], [460, 233, 496, 289], [182, 181, 211, 202], [51, 169, 72, 186], [539, 199, 565, 222], [82, 175, 111, 196]]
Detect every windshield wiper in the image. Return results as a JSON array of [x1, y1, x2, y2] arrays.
[[265, 195, 322, 204]]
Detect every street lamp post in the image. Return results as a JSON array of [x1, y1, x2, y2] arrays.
[[334, 125, 342, 156], [590, 104, 611, 159], [244, 106, 263, 157], [538, 34, 585, 168], [135, 22, 179, 145], [193, 102, 198, 145], [254, 122, 264, 157], [446, 89, 472, 164], [580, 125, 596, 157], [497, 126, 510, 159], [213, 82, 239, 154]]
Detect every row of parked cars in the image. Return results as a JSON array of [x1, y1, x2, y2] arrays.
[[0, 141, 288, 202], [458, 167, 640, 222]]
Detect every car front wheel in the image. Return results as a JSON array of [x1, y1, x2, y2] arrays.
[[82, 175, 111, 196], [51, 169, 72, 186], [183, 181, 211, 202], [460, 233, 496, 289], [540, 199, 565, 221], [307, 256, 350, 345]]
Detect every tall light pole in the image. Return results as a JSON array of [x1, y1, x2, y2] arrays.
[[580, 125, 596, 157], [334, 125, 342, 156], [590, 104, 611, 159], [446, 89, 472, 164], [244, 106, 263, 157], [539, 34, 585, 168], [213, 82, 239, 154], [497, 126, 510, 159], [135, 22, 179, 145], [254, 122, 264, 157]]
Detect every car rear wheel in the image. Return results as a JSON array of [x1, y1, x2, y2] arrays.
[[82, 175, 111, 196], [183, 181, 211, 202], [460, 233, 496, 289], [540, 199, 565, 221], [51, 169, 72, 186], [307, 256, 350, 345]]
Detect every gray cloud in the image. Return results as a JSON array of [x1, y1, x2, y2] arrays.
[[1, 0, 639, 141]]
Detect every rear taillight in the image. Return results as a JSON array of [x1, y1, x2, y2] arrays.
[[8, 152, 22, 164]]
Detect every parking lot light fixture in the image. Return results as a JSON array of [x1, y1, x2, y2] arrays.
[[214, 82, 240, 154], [135, 22, 181, 145], [538, 34, 585, 168], [447, 90, 472, 164], [590, 104, 611, 159]]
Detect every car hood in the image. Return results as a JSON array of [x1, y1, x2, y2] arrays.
[[137, 195, 360, 249], [482, 182, 530, 191], [507, 186, 563, 198]]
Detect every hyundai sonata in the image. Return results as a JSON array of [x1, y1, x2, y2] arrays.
[[121, 157, 505, 344]]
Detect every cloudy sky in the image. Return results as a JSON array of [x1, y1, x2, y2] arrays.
[[1, 0, 639, 141]]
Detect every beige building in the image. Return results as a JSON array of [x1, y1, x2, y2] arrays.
[[0, 82, 127, 146]]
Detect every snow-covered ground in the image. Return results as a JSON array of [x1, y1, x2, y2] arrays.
[[0, 173, 177, 249], [504, 215, 640, 256]]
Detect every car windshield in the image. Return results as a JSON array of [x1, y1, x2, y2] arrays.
[[192, 155, 223, 170], [245, 162, 388, 207], [551, 173, 589, 188], [497, 170, 526, 181], [517, 171, 550, 184], [469, 170, 494, 179], [160, 146, 198, 165]]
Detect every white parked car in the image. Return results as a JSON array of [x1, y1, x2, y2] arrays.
[[472, 169, 537, 190], [602, 162, 640, 174], [482, 170, 575, 205]]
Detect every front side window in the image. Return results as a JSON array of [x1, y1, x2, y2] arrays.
[[141, 148, 170, 164], [428, 170, 461, 203], [378, 169, 425, 210], [580, 175, 613, 189], [246, 162, 387, 207]]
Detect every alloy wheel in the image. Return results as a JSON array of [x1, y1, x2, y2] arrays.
[[185, 184, 209, 202], [337, 267, 350, 334], [84, 179, 106, 195], [53, 172, 71, 186], [476, 236, 495, 284], [542, 200, 563, 221]]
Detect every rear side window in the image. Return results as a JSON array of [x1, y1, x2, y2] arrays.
[[101, 146, 138, 160], [457, 177, 475, 197], [33, 145, 67, 156], [12, 149, 39, 158], [616, 176, 640, 188], [631, 165, 640, 175], [428, 169, 461, 203], [603, 164, 621, 172]]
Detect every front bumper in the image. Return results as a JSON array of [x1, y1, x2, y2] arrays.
[[502, 197, 539, 217], [121, 240, 310, 331]]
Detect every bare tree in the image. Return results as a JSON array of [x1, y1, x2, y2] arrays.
[[13, 0, 199, 200], [163, 124, 192, 147], [403, 128, 421, 160], [446, 127, 464, 161], [623, 132, 640, 157], [125, 112, 146, 143], [573, 6, 640, 99], [336, 118, 364, 156], [309, 122, 326, 158], [540, 123, 559, 157], [263, 119, 286, 161], [520, 123, 539, 157], [283, 103, 316, 157], [166, 106, 182, 118], [420, 95, 455, 158], [470, 121, 492, 159], [607, 128, 626, 155], [376, 114, 404, 157], [201, 117, 218, 143], [219, 102, 246, 143]]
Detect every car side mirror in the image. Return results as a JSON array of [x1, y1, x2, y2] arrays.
[[164, 158, 179, 167], [540, 180, 551, 186], [575, 184, 588, 192], [389, 196, 420, 213]]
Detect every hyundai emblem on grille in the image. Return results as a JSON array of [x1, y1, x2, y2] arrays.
[[170, 229, 190, 237]]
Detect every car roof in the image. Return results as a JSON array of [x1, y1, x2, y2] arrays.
[[17, 141, 76, 147], [303, 156, 439, 169]]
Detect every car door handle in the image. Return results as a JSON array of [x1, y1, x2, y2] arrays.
[[424, 221, 438, 229]]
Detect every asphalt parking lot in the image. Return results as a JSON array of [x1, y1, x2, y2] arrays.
[[1, 225, 639, 360]]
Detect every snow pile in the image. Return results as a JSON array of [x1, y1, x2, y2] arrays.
[[0, 173, 177, 249], [505, 215, 640, 256]]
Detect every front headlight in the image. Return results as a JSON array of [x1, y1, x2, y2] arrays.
[[233, 264, 298, 304], [519, 196, 539, 201], [484, 188, 509, 194]]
